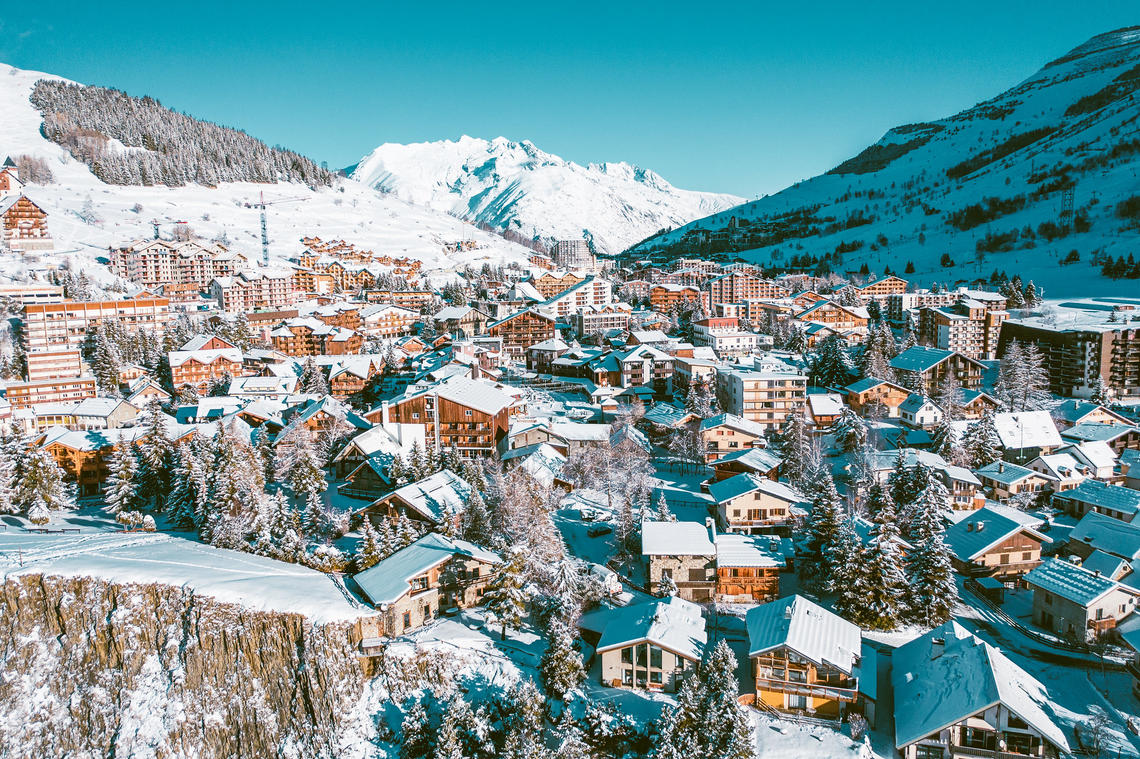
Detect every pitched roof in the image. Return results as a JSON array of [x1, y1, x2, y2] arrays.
[[1062, 421, 1139, 444], [715, 532, 785, 568], [712, 447, 784, 473], [594, 597, 707, 661], [976, 460, 1051, 486], [892, 621, 1069, 752], [699, 412, 766, 438], [352, 533, 499, 605], [708, 473, 805, 505], [745, 595, 861, 675], [1024, 558, 1128, 607], [943, 506, 1050, 562], [1055, 480, 1140, 518], [1070, 511, 1140, 561], [641, 521, 715, 556], [371, 469, 472, 522], [992, 411, 1062, 450], [889, 345, 958, 373]]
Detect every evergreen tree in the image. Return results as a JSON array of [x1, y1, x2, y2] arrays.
[[800, 468, 845, 589], [699, 641, 755, 759], [778, 413, 813, 485], [484, 546, 529, 640], [15, 448, 75, 520], [907, 513, 959, 627], [826, 516, 862, 597], [655, 491, 675, 522], [460, 488, 493, 546], [253, 425, 275, 483], [962, 411, 1002, 468], [356, 520, 384, 570], [835, 407, 868, 454], [808, 334, 855, 387], [289, 439, 327, 504], [302, 491, 326, 537], [552, 713, 593, 759], [395, 511, 418, 548], [933, 373, 964, 421], [930, 416, 961, 463], [136, 397, 173, 509], [105, 443, 141, 514], [399, 696, 433, 759], [299, 358, 330, 395], [433, 693, 466, 759], [540, 618, 586, 700], [852, 497, 908, 630], [1090, 377, 1113, 406]]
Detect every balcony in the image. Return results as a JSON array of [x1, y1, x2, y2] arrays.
[[951, 743, 1058, 759], [754, 676, 858, 703]]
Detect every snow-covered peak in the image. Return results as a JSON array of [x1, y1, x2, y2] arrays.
[[351, 136, 743, 254]]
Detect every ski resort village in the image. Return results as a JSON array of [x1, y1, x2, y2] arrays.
[[4, 19, 1140, 759]]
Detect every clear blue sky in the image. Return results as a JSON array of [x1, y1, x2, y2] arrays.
[[1, 3, 1136, 197]]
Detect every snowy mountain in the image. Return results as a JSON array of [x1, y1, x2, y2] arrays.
[[631, 27, 1140, 297], [349, 136, 744, 255], [0, 65, 533, 287]]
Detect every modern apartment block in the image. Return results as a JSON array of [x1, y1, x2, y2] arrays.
[[551, 239, 595, 271], [999, 318, 1140, 398], [919, 296, 1008, 360], [26, 349, 84, 381], [210, 270, 297, 313], [716, 367, 807, 430], [21, 296, 171, 352], [109, 239, 247, 290]]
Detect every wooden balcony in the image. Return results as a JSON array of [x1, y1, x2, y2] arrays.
[[755, 676, 858, 703], [951, 743, 1058, 759]]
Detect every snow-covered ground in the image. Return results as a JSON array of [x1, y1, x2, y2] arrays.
[[351, 136, 743, 255], [0, 511, 370, 623], [0, 64, 534, 288]]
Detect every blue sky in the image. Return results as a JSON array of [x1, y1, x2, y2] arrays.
[[1, 3, 1136, 197]]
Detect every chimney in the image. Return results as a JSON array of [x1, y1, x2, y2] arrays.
[[976, 521, 985, 533], [931, 636, 945, 659], [998, 462, 1004, 473], [705, 517, 717, 544], [381, 400, 390, 427]]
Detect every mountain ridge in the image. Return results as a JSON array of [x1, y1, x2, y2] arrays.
[[350, 135, 743, 255]]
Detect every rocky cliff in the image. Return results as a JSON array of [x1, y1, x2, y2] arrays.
[[0, 573, 374, 759]]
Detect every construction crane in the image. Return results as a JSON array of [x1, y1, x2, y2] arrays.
[[244, 191, 309, 266], [149, 218, 188, 240]]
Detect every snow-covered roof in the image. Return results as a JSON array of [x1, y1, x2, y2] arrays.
[[899, 394, 939, 414], [1062, 421, 1139, 444], [807, 393, 844, 417], [167, 347, 243, 368], [889, 345, 957, 373], [943, 506, 1050, 562], [643, 403, 698, 428], [1069, 510, 1140, 561], [975, 460, 1052, 486], [699, 412, 766, 438], [844, 376, 904, 394], [1055, 480, 1140, 518], [372, 469, 472, 522], [745, 595, 860, 675], [712, 447, 784, 473], [548, 421, 611, 442], [709, 473, 805, 505], [353, 533, 499, 606], [992, 411, 1062, 450], [715, 532, 784, 568], [594, 597, 707, 662], [892, 620, 1069, 752], [1024, 558, 1131, 607], [641, 521, 715, 556]]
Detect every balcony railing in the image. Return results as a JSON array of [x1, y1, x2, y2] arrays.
[[951, 743, 1057, 759], [754, 677, 858, 703]]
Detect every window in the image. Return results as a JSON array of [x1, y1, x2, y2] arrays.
[[403, 612, 411, 630], [465, 409, 473, 416], [1006, 714, 1028, 730], [1022, 551, 1032, 561], [660, 568, 673, 580], [412, 412, 420, 419], [650, 647, 662, 668], [621, 648, 633, 664], [999, 554, 1010, 565], [636, 645, 648, 666], [650, 671, 662, 684]]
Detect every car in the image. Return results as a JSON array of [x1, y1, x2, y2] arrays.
[[587, 524, 613, 538]]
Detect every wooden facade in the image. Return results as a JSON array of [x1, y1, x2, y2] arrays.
[[751, 647, 858, 720]]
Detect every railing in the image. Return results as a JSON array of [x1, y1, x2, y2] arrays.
[[951, 743, 1057, 759], [754, 677, 858, 703]]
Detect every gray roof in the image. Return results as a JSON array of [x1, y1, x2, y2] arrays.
[[976, 460, 1048, 486], [641, 521, 715, 556], [708, 473, 805, 505], [1054, 480, 1140, 518], [1062, 421, 1139, 444], [889, 345, 956, 373], [1024, 558, 1124, 607], [943, 507, 1050, 562], [372, 469, 472, 522], [353, 533, 499, 605], [594, 597, 707, 661], [745, 595, 860, 675], [1069, 511, 1140, 561], [1082, 550, 1130, 580], [892, 621, 1069, 752]]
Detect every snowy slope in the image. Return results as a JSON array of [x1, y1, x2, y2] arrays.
[[631, 27, 1140, 297], [0, 64, 534, 286], [350, 136, 744, 255]]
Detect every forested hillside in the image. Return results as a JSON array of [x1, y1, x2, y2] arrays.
[[30, 79, 334, 188]]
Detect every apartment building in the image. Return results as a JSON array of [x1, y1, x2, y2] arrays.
[[716, 367, 807, 430], [551, 239, 595, 271], [485, 309, 556, 359], [692, 317, 757, 357], [26, 349, 83, 381], [855, 274, 907, 301], [0, 284, 63, 305], [109, 239, 247, 290], [6, 376, 98, 409], [649, 284, 702, 313], [919, 296, 1008, 360], [21, 296, 171, 352], [532, 271, 584, 298], [999, 317, 1140, 399], [707, 272, 788, 308], [571, 302, 632, 337], [539, 276, 614, 317], [210, 270, 297, 313]]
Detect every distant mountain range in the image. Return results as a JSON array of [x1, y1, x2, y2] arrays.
[[629, 27, 1140, 297], [349, 136, 744, 256]]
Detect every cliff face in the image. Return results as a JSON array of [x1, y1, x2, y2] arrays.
[[0, 574, 373, 759]]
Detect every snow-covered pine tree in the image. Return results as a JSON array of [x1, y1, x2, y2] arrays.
[[906, 504, 959, 627], [835, 406, 868, 454], [399, 696, 433, 759], [540, 617, 586, 700], [826, 516, 863, 598], [655, 491, 675, 522], [15, 448, 76, 520], [778, 412, 813, 484], [460, 488, 494, 546], [933, 372, 964, 421], [484, 546, 529, 640], [808, 333, 855, 388], [395, 511, 418, 548], [1090, 377, 1113, 406], [930, 416, 961, 464], [299, 358, 329, 395], [302, 491, 326, 537], [252, 425, 275, 483], [0, 428, 19, 512], [696, 640, 754, 759], [105, 442, 141, 514], [288, 438, 327, 504], [852, 497, 909, 630], [136, 397, 173, 509], [552, 712, 592, 759], [962, 410, 1002, 468], [800, 468, 845, 589], [26, 492, 51, 525]]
